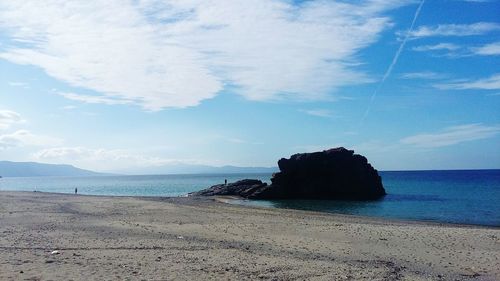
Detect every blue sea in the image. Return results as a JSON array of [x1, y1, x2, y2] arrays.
[[0, 170, 499, 227]]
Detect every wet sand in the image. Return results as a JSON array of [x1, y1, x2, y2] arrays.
[[0, 191, 498, 280]]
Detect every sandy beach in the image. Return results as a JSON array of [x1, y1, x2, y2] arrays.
[[0, 191, 498, 280]]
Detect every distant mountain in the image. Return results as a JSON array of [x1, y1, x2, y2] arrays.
[[118, 163, 278, 175], [0, 161, 105, 177]]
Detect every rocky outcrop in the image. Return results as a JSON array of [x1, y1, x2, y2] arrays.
[[192, 147, 386, 200], [189, 179, 268, 197], [252, 147, 385, 200]]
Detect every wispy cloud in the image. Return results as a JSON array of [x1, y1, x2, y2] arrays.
[[0, 130, 63, 149], [58, 92, 133, 106], [400, 71, 448, 80], [406, 22, 500, 38], [8, 81, 29, 88], [300, 109, 334, 118], [33, 146, 187, 170], [413, 41, 500, 57], [412, 43, 460, 52], [0, 1, 408, 111], [401, 124, 500, 148], [34, 147, 159, 163], [471, 41, 500, 56], [0, 110, 63, 149], [0, 110, 23, 129], [435, 74, 500, 90]]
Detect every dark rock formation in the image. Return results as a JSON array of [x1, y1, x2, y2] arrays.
[[253, 147, 385, 200], [189, 179, 268, 197], [192, 147, 386, 200]]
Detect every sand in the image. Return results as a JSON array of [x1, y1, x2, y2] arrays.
[[0, 191, 498, 280]]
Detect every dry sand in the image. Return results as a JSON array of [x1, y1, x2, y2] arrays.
[[0, 191, 498, 280]]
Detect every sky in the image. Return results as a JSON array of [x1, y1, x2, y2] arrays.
[[0, 0, 499, 173]]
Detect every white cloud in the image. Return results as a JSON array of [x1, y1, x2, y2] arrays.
[[407, 22, 500, 38], [471, 41, 500, 56], [413, 41, 500, 57], [300, 109, 334, 118], [435, 74, 500, 90], [0, 110, 23, 129], [8, 81, 28, 87], [400, 124, 500, 148], [58, 92, 132, 106], [35, 147, 155, 163], [0, 130, 63, 149], [33, 146, 187, 170], [412, 43, 460, 52], [0, 110, 62, 150], [0, 1, 406, 111], [400, 71, 447, 80]]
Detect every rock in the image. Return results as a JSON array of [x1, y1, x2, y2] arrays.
[[254, 147, 385, 200], [192, 147, 385, 200], [189, 179, 268, 197]]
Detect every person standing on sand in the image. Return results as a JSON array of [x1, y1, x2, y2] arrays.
[[75, 187, 77, 195], [225, 179, 227, 185]]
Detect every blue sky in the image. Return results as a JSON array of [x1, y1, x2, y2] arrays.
[[0, 0, 499, 172]]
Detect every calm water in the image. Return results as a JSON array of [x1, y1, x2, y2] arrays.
[[0, 170, 499, 226], [0, 173, 272, 197]]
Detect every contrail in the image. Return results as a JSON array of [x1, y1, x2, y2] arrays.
[[360, 0, 425, 124]]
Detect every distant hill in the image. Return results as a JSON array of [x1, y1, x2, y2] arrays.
[[0, 161, 277, 177], [118, 164, 278, 175], [0, 161, 105, 177]]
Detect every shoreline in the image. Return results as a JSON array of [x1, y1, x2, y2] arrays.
[[214, 196, 500, 230], [1, 190, 499, 280], [6, 190, 499, 229]]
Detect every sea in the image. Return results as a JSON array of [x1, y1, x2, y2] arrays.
[[0, 170, 499, 227]]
